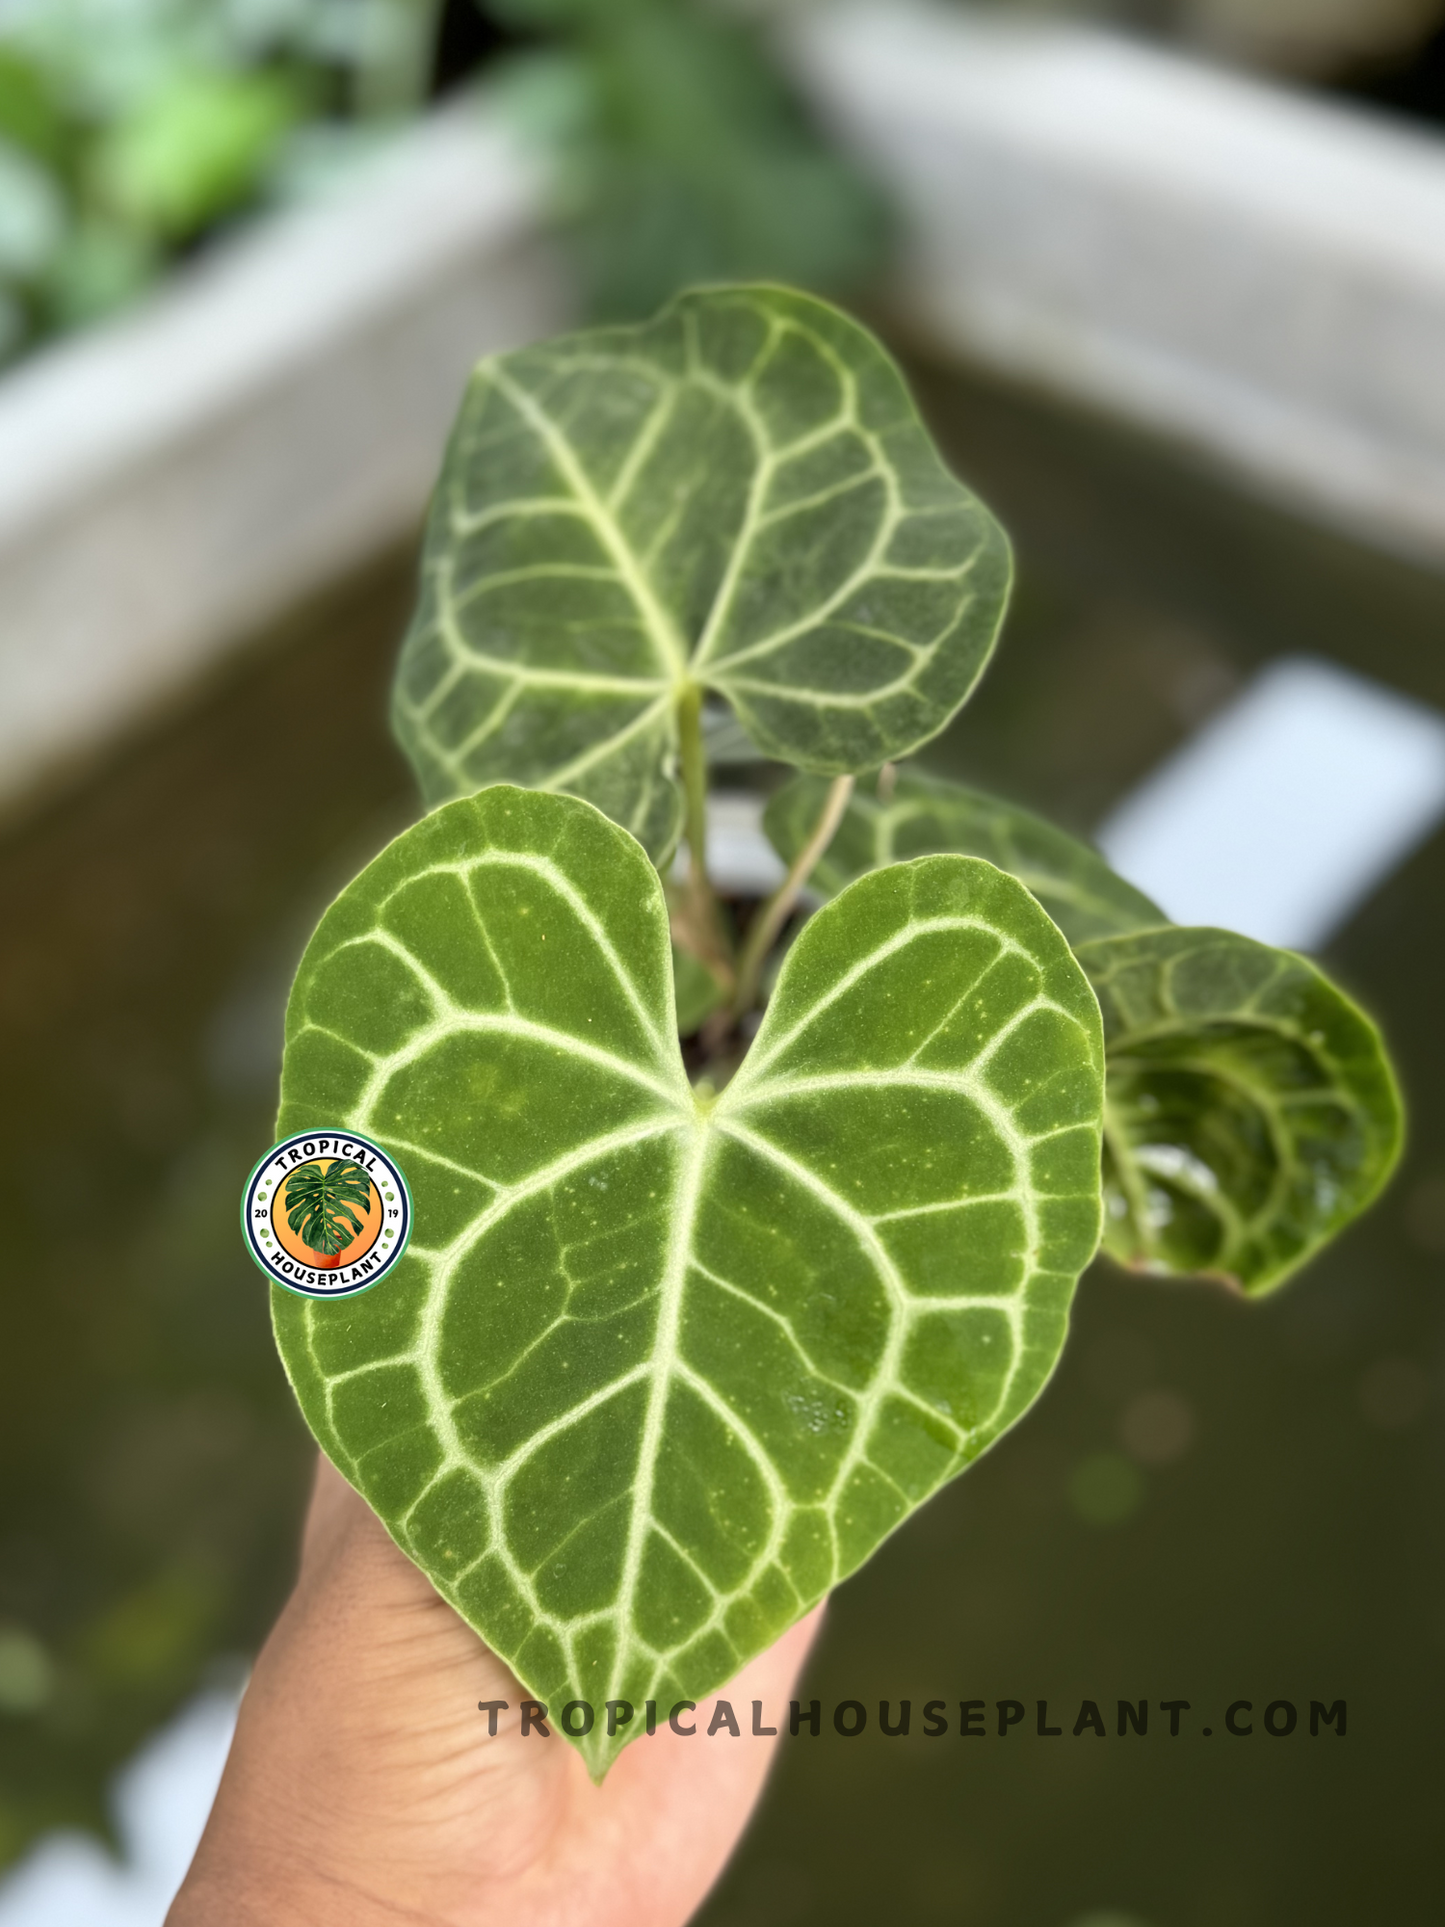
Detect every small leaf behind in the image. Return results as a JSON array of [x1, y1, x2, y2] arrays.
[[391, 286, 1011, 859], [1076, 926, 1403, 1294], [766, 766, 1164, 945]]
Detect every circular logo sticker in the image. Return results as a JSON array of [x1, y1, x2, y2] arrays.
[[240, 1130, 412, 1298]]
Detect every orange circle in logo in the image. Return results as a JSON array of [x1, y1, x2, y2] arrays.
[[272, 1157, 386, 1270]]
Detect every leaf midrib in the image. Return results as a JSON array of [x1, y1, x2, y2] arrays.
[[491, 365, 692, 689], [604, 1113, 711, 1706]]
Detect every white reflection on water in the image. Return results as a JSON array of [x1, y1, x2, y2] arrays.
[[1097, 656, 1445, 950], [0, 1687, 238, 1927]]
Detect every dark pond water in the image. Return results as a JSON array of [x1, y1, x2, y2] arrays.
[[2, 354, 1442, 1921]]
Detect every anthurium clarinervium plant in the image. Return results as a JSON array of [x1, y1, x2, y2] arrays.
[[270, 286, 1402, 1778]]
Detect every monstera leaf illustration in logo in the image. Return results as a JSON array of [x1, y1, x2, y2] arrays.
[[284, 1159, 374, 1265]]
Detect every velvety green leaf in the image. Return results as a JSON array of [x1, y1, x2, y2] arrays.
[[1076, 926, 1403, 1294], [391, 286, 1011, 859], [766, 765, 1165, 945], [272, 785, 1103, 1777]]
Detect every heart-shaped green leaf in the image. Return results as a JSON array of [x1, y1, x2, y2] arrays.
[[271, 786, 1104, 1777], [283, 1158, 373, 1257], [1076, 926, 1403, 1294], [766, 765, 1166, 945], [390, 286, 1011, 859]]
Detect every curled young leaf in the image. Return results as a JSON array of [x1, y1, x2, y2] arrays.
[[1076, 926, 1403, 1294], [272, 786, 1104, 1778], [765, 766, 1164, 945], [391, 286, 1011, 859]]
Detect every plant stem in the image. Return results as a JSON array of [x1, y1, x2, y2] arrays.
[[729, 772, 855, 1020], [675, 685, 732, 982]]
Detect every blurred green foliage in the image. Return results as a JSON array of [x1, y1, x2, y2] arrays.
[[0, 0, 887, 366], [0, 0, 441, 365], [486, 0, 888, 319]]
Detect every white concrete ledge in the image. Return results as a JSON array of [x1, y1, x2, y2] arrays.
[[0, 103, 565, 815], [8, 13, 1445, 816], [791, 1, 1445, 565]]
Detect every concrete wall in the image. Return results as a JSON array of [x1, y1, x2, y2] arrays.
[[0, 107, 566, 816], [791, 2, 1445, 566]]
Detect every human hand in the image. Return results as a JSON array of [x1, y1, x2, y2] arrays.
[[168, 1454, 824, 1927]]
